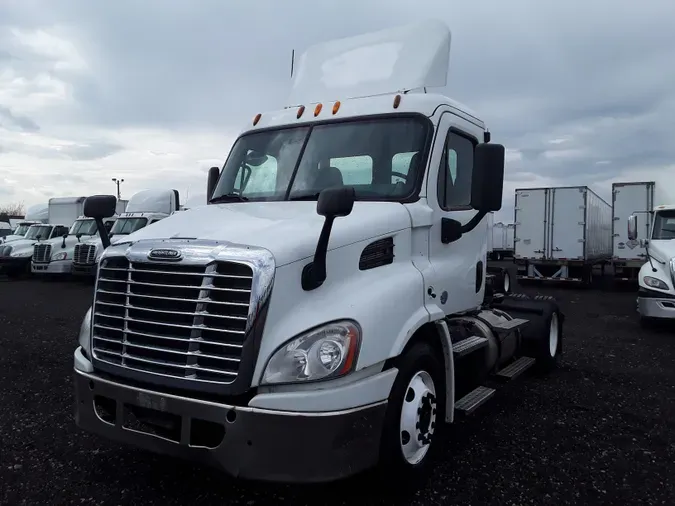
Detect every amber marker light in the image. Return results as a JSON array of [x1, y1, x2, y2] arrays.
[[253, 113, 262, 126], [314, 103, 323, 117], [332, 101, 341, 115]]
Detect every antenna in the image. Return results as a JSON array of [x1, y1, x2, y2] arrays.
[[290, 49, 295, 78]]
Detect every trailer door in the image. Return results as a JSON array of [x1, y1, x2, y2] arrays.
[[550, 187, 585, 260], [612, 183, 653, 261], [514, 189, 547, 259]]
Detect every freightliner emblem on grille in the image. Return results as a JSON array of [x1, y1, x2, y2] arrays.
[[148, 248, 182, 261]]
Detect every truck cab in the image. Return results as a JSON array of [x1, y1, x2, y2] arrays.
[[31, 216, 116, 275], [72, 189, 180, 277], [73, 21, 564, 484], [629, 204, 675, 325], [0, 220, 42, 244], [0, 223, 70, 276]]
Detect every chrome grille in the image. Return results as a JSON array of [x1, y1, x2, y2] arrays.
[[74, 243, 97, 265], [33, 243, 52, 263], [92, 256, 253, 384]]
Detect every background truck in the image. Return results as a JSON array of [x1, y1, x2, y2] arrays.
[[628, 204, 675, 326], [0, 199, 79, 277], [490, 222, 514, 260], [72, 189, 180, 277], [611, 181, 655, 283], [73, 20, 564, 485], [0, 203, 49, 244], [514, 186, 612, 284]]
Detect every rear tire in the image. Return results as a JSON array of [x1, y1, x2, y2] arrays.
[[378, 342, 445, 486], [534, 306, 563, 373]]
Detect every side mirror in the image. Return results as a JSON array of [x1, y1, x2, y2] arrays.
[[470, 143, 505, 212], [62, 234, 68, 239], [302, 186, 356, 291], [36, 234, 42, 241], [84, 195, 117, 219], [207, 166, 220, 201], [627, 214, 638, 241], [317, 186, 356, 218], [84, 195, 116, 249]]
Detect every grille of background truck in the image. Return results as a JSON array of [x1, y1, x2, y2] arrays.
[[33, 244, 52, 263], [91, 256, 252, 384], [73, 244, 96, 265]]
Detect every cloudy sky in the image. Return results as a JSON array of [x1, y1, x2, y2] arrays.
[[1, 0, 675, 221]]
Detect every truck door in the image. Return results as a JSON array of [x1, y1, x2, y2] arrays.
[[550, 187, 585, 260], [424, 111, 486, 317]]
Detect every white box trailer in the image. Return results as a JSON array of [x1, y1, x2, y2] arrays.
[[514, 186, 612, 284], [490, 222, 515, 260], [611, 181, 655, 282]]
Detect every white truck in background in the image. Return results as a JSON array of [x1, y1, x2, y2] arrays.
[[490, 222, 515, 260], [73, 21, 564, 484], [0, 203, 49, 244], [514, 186, 612, 285], [72, 189, 180, 277], [611, 181, 655, 283], [31, 198, 126, 275], [628, 204, 675, 326], [0, 199, 80, 277]]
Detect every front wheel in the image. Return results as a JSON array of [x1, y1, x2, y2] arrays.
[[378, 342, 445, 484], [534, 306, 563, 373]]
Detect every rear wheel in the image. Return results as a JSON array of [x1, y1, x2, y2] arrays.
[[379, 342, 445, 485], [533, 304, 563, 373], [503, 270, 511, 294]]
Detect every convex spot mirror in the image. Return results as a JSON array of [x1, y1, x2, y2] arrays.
[[470, 143, 505, 213], [627, 214, 638, 241], [84, 195, 117, 219]]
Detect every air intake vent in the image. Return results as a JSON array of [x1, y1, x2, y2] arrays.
[[359, 237, 394, 271]]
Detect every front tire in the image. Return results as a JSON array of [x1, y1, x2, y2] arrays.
[[379, 342, 445, 485], [534, 306, 563, 372]]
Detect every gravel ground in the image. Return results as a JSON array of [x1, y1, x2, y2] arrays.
[[1, 275, 674, 505]]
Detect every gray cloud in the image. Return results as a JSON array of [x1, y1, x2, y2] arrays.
[[0, 106, 40, 132], [1, 0, 675, 219]]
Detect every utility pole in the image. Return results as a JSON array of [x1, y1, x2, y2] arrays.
[[112, 177, 124, 199]]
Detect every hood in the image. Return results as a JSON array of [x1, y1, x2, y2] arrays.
[[124, 201, 412, 266], [2, 234, 27, 243], [5, 240, 37, 257], [647, 240, 675, 265]]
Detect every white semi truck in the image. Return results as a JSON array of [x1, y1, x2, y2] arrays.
[[611, 181, 655, 283], [513, 186, 612, 284], [72, 189, 180, 277], [0, 203, 49, 244], [73, 21, 564, 484], [0, 198, 84, 277], [31, 198, 126, 275], [628, 204, 675, 326]]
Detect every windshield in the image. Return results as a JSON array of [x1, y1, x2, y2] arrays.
[[210, 116, 429, 203], [110, 217, 148, 235], [13, 224, 31, 236], [652, 210, 675, 240], [69, 219, 98, 236], [24, 225, 53, 240]]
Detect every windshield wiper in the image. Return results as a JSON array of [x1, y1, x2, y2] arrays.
[[210, 193, 249, 203], [288, 192, 321, 201]]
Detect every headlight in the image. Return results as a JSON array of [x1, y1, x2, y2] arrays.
[[78, 307, 93, 352], [1, 245, 12, 256], [261, 320, 361, 385], [644, 276, 668, 290], [10, 249, 32, 258], [52, 252, 68, 261]]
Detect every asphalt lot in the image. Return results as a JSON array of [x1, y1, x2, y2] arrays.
[[1, 274, 674, 505]]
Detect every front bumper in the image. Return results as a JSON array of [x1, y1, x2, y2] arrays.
[[72, 263, 97, 276], [74, 365, 388, 483], [32, 259, 72, 274], [0, 256, 30, 273], [638, 296, 675, 319]]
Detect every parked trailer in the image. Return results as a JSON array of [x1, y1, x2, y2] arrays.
[[514, 186, 612, 284], [490, 222, 514, 260], [611, 181, 654, 282]]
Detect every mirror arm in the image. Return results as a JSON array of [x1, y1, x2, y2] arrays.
[[301, 216, 335, 291], [95, 218, 111, 249], [461, 210, 488, 234]]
